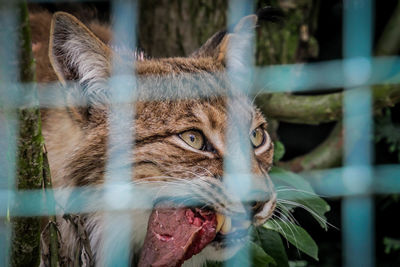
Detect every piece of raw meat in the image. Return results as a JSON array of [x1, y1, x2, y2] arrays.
[[138, 203, 217, 267]]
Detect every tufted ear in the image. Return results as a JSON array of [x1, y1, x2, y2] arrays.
[[191, 15, 257, 64], [191, 7, 283, 66], [49, 12, 111, 85], [49, 12, 113, 124], [190, 29, 228, 60]]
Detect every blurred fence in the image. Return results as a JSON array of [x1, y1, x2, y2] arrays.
[[0, 0, 398, 266]]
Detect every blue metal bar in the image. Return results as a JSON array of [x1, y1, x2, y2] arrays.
[[0, 1, 398, 266], [303, 165, 400, 196], [0, 2, 19, 266], [254, 56, 400, 93], [2, 56, 400, 109], [2, 163, 400, 216], [224, 0, 255, 206], [224, 0, 254, 266], [342, 0, 374, 267], [102, 0, 138, 266]]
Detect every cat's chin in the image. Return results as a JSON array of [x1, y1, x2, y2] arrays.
[[204, 242, 243, 261], [182, 240, 244, 266]]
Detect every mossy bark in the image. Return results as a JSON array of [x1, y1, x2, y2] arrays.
[[10, 2, 43, 267], [255, 0, 320, 65], [254, 0, 318, 143], [138, 0, 320, 61]]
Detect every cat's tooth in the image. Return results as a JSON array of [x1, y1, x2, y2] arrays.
[[220, 216, 232, 234], [216, 213, 225, 233]]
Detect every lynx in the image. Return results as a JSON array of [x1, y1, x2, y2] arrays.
[[30, 8, 276, 267]]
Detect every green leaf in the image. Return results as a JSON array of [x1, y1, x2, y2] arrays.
[[264, 220, 319, 261], [253, 227, 289, 267], [374, 108, 400, 161], [389, 144, 396, 152], [270, 167, 315, 195], [270, 167, 330, 230], [383, 237, 400, 254], [273, 141, 285, 162]]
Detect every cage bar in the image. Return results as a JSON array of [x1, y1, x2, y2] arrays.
[[224, 0, 254, 266], [0, 2, 20, 266], [342, 0, 374, 266], [102, 0, 138, 266], [0, 0, 398, 266]]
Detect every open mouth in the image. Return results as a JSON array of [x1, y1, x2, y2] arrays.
[[138, 202, 250, 267], [212, 228, 249, 247], [212, 213, 250, 247]]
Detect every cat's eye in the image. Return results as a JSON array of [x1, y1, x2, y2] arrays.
[[250, 127, 265, 148], [180, 130, 205, 150]]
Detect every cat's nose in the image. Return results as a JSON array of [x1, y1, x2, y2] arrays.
[[250, 193, 277, 226]]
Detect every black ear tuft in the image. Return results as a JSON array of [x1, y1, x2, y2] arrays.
[[192, 6, 283, 60], [191, 30, 228, 58], [256, 6, 284, 25]]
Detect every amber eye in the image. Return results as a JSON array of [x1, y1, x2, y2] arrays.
[[180, 130, 205, 150], [250, 127, 265, 148]]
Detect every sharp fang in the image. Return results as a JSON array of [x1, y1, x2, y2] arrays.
[[220, 216, 232, 234], [216, 213, 225, 233]]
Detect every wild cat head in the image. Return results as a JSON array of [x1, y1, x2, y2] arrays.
[[48, 11, 276, 265]]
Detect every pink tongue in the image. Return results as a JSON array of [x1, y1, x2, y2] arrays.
[[138, 203, 217, 267]]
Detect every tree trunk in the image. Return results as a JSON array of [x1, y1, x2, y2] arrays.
[[139, 0, 227, 57], [255, 0, 320, 66], [9, 2, 43, 266]]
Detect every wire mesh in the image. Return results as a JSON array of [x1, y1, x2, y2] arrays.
[[0, 0, 398, 266], [342, 1, 374, 266]]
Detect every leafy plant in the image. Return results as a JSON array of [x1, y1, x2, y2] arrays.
[[383, 237, 400, 254], [375, 108, 400, 161], [273, 140, 286, 163], [264, 221, 318, 261], [206, 167, 330, 266]]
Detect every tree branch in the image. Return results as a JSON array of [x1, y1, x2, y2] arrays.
[[375, 1, 400, 56], [257, 84, 400, 125], [278, 122, 343, 172], [256, 92, 342, 124], [256, 0, 400, 125], [275, 0, 400, 171]]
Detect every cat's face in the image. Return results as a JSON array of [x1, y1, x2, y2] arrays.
[[134, 94, 275, 263], [49, 12, 276, 264]]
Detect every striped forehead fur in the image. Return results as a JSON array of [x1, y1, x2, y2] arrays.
[[69, 58, 250, 109]]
